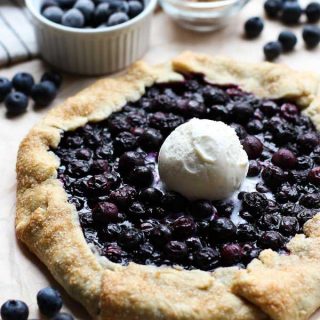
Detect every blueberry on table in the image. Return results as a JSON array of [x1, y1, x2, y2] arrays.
[[41, 71, 63, 88], [62, 8, 85, 28], [280, 2, 302, 24], [303, 25, 320, 48], [74, 0, 95, 22], [244, 17, 264, 38], [12, 72, 34, 94], [31, 81, 57, 107], [43, 6, 64, 24], [128, 1, 144, 18], [306, 2, 320, 23], [0, 77, 12, 101], [107, 12, 129, 26], [0, 300, 29, 320], [278, 30, 297, 51], [94, 3, 111, 25], [264, 0, 283, 18], [53, 313, 75, 320], [37, 287, 63, 317], [56, 0, 76, 9], [263, 41, 282, 61], [4, 92, 28, 115]]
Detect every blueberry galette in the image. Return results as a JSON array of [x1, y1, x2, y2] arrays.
[[16, 52, 320, 320]]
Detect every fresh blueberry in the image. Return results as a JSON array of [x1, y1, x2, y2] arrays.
[[244, 17, 264, 38], [43, 6, 64, 23], [0, 300, 29, 320], [263, 41, 282, 61], [53, 313, 74, 320], [264, 0, 283, 18], [41, 0, 58, 12], [41, 71, 63, 88], [75, 0, 95, 22], [56, 0, 76, 8], [280, 1, 302, 24], [303, 25, 320, 48], [37, 287, 63, 317], [4, 92, 28, 115], [12, 72, 34, 94], [94, 3, 111, 25], [107, 12, 129, 26], [278, 31, 297, 51], [31, 81, 57, 107], [128, 1, 144, 18], [109, 0, 129, 13], [62, 8, 85, 28], [0, 77, 12, 101], [306, 2, 320, 23]]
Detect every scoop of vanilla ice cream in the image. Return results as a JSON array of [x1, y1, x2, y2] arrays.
[[158, 118, 249, 200]]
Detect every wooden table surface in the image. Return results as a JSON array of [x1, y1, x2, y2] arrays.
[[1, 0, 320, 318]]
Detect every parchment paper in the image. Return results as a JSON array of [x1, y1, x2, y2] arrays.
[[1, 0, 320, 318]]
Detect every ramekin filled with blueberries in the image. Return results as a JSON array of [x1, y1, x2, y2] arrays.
[[25, 0, 157, 75]]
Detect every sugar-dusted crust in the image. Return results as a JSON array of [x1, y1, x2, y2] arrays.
[[16, 52, 320, 320]]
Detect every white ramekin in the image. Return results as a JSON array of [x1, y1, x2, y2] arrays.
[[25, 0, 157, 75]]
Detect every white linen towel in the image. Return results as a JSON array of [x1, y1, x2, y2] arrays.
[[0, 0, 38, 66]]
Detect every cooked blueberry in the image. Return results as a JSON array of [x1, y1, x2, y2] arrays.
[[237, 223, 258, 240], [171, 216, 196, 239], [202, 86, 228, 105], [186, 237, 203, 252], [297, 209, 316, 225], [110, 185, 137, 208], [278, 31, 297, 52], [162, 191, 186, 212], [107, 12, 129, 26], [4, 92, 28, 115], [248, 160, 261, 177], [264, 0, 283, 18], [264, 41, 282, 61], [150, 224, 172, 246], [262, 165, 285, 188], [37, 287, 62, 317], [128, 1, 144, 18], [53, 313, 74, 320], [194, 247, 220, 270], [260, 231, 284, 249], [165, 241, 188, 261], [244, 17, 264, 38], [308, 167, 320, 185], [139, 187, 162, 205], [62, 8, 85, 28], [214, 200, 234, 217], [232, 102, 254, 123], [104, 244, 126, 262], [297, 132, 319, 153], [1, 300, 29, 320], [280, 216, 299, 236], [149, 112, 184, 134], [118, 151, 145, 174], [0, 77, 12, 101], [128, 202, 146, 220], [114, 131, 137, 153], [276, 183, 299, 203], [247, 119, 263, 134], [303, 25, 320, 48], [92, 202, 119, 223], [43, 6, 64, 23], [272, 148, 297, 169], [221, 243, 242, 266], [280, 1, 302, 24], [300, 193, 320, 208], [120, 228, 143, 249], [75, 0, 95, 21], [230, 123, 247, 139], [129, 166, 154, 187], [260, 100, 278, 116], [209, 218, 237, 241], [258, 213, 281, 230], [12, 72, 34, 94], [306, 2, 320, 23], [242, 192, 268, 214], [94, 3, 111, 25], [31, 81, 57, 107], [241, 136, 263, 159], [189, 200, 215, 218], [137, 128, 163, 151]]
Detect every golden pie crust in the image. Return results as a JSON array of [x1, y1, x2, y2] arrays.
[[16, 52, 320, 320]]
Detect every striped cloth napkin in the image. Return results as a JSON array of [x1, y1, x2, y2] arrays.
[[0, 0, 38, 66]]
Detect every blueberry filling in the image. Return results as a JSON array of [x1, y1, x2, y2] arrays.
[[54, 73, 320, 271]]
